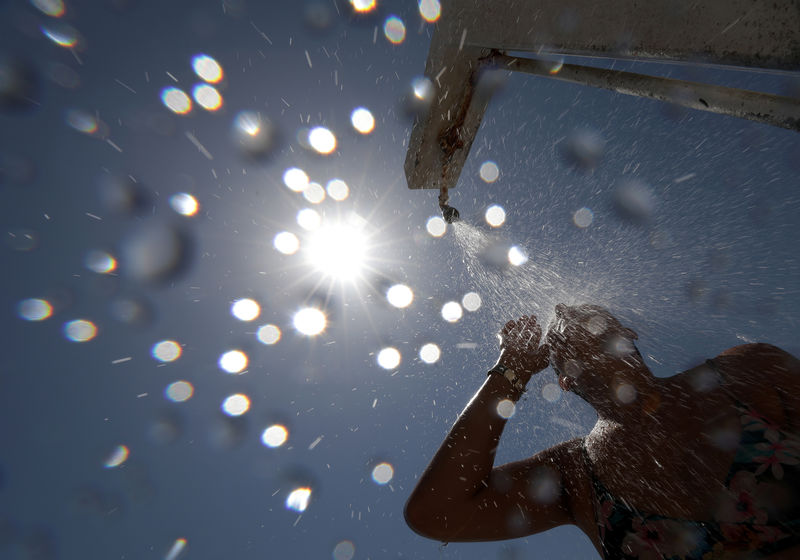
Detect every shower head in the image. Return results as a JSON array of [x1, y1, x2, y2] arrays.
[[440, 204, 460, 224]]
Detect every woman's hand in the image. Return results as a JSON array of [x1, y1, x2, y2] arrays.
[[496, 315, 550, 383]]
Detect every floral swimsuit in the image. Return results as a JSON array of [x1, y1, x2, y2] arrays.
[[586, 361, 800, 559]]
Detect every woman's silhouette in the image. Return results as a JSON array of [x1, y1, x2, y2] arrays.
[[405, 304, 800, 559]]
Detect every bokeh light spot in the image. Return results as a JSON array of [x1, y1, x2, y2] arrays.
[[18, 298, 52, 321], [218, 350, 248, 374], [41, 22, 78, 47], [326, 179, 349, 201], [462, 292, 482, 312], [222, 393, 250, 416], [261, 424, 288, 448], [283, 167, 309, 192], [104, 445, 129, 468], [302, 182, 326, 204], [371, 462, 394, 484], [165, 380, 194, 402], [485, 205, 506, 227], [193, 84, 222, 111], [542, 383, 562, 403], [419, 343, 441, 364], [64, 319, 97, 342], [412, 76, 433, 101], [377, 347, 401, 370], [273, 231, 300, 255], [333, 540, 356, 560], [386, 284, 413, 308], [85, 250, 117, 273], [66, 109, 98, 134], [573, 207, 594, 228], [349, 0, 375, 13], [383, 16, 406, 44], [32, 0, 65, 17], [350, 107, 375, 134], [496, 399, 516, 419], [170, 193, 199, 216], [161, 87, 192, 114], [479, 161, 499, 183], [231, 298, 260, 321], [297, 208, 322, 231], [152, 340, 182, 363], [165, 539, 187, 560], [418, 0, 441, 22], [508, 245, 528, 266], [308, 126, 337, 154], [441, 301, 463, 323], [293, 307, 326, 336], [257, 324, 281, 345], [286, 487, 311, 512], [191, 54, 223, 83], [426, 216, 446, 237]]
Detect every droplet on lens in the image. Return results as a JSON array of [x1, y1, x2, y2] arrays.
[[119, 224, 193, 284], [0, 54, 40, 113]]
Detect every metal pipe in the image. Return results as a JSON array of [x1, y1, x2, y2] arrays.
[[492, 53, 800, 132]]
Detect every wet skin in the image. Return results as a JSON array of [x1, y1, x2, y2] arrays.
[[405, 304, 800, 558]]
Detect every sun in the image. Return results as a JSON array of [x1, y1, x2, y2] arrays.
[[305, 221, 369, 282]]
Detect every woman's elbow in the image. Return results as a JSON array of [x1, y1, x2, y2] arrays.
[[404, 498, 454, 541]]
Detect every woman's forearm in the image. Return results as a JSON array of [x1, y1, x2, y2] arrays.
[[405, 372, 521, 529]]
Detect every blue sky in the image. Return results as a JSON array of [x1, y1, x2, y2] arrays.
[[1, 1, 798, 559]]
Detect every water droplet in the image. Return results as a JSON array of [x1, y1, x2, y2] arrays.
[[63, 319, 97, 342], [479, 161, 499, 183], [383, 16, 406, 44], [541, 383, 561, 403], [614, 180, 656, 223], [573, 207, 593, 228], [222, 393, 250, 416], [165, 381, 193, 402], [256, 324, 281, 345], [496, 399, 516, 419], [85, 250, 117, 273], [296, 208, 322, 231], [17, 298, 52, 321], [377, 347, 401, 369], [386, 284, 413, 308], [508, 245, 528, 266], [371, 462, 394, 484], [350, 107, 375, 134], [462, 292, 481, 312], [169, 193, 199, 216], [231, 298, 260, 321], [192, 84, 222, 111], [41, 21, 80, 48], [103, 445, 129, 468], [152, 340, 182, 362], [441, 301, 463, 323], [31, 0, 66, 17], [302, 182, 326, 204], [418, 0, 441, 22], [283, 167, 309, 192], [333, 540, 356, 560], [232, 111, 276, 159], [273, 231, 300, 255], [0, 55, 40, 113], [160, 87, 192, 114], [326, 179, 349, 201], [419, 343, 440, 364], [191, 54, 223, 83], [261, 425, 288, 448], [485, 205, 506, 227], [425, 216, 446, 237], [285, 487, 312, 512], [349, 0, 376, 13], [119, 224, 191, 284], [218, 350, 248, 374], [293, 307, 326, 336], [308, 126, 336, 154]]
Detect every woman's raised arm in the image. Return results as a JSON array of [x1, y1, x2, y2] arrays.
[[404, 316, 578, 542]]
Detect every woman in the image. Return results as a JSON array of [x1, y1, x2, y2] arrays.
[[404, 304, 800, 559]]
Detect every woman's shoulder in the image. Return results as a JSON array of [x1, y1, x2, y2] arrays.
[[712, 343, 800, 429], [713, 343, 799, 382]]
